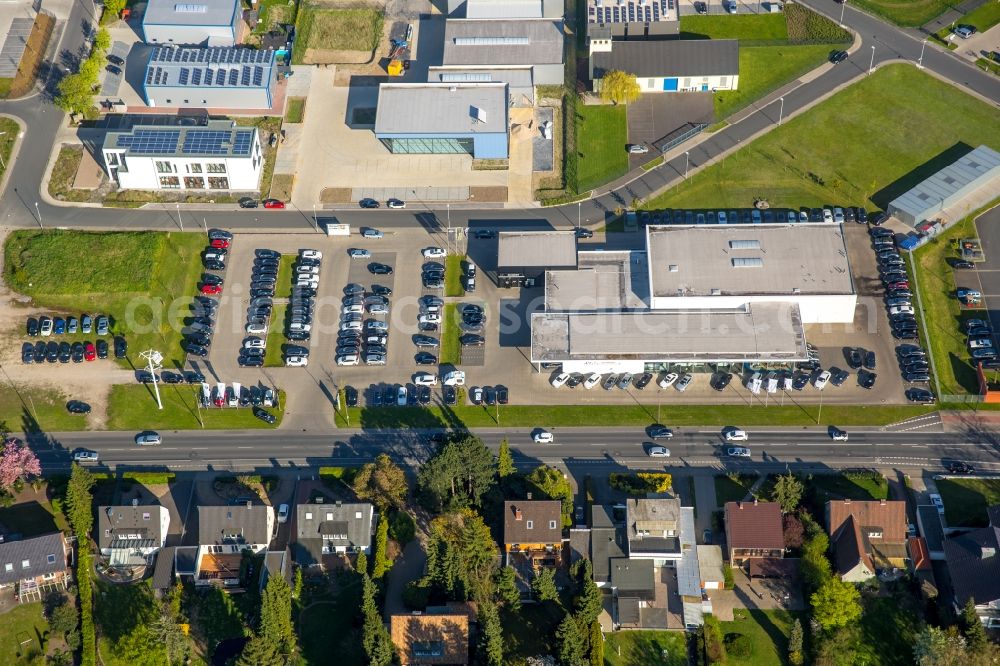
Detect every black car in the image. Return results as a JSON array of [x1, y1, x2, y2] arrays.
[[359, 198, 380, 209], [369, 263, 393, 275], [96, 339, 108, 359], [694, 0, 707, 13], [648, 424, 673, 439], [904, 371, 931, 383], [33, 341, 46, 363], [185, 370, 206, 384], [952, 260, 975, 269], [419, 385, 431, 405], [46, 341, 59, 363], [635, 373, 653, 390], [906, 388, 935, 404], [186, 334, 212, 348], [345, 386, 358, 407], [857, 208, 868, 224], [830, 50, 848, 64], [371, 284, 392, 297], [848, 348, 863, 369], [864, 350, 876, 370], [460, 334, 485, 346], [255, 249, 279, 259], [575, 228, 594, 239], [67, 400, 91, 414], [566, 374, 584, 388], [239, 356, 264, 367], [415, 352, 438, 365], [414, 335, 439, 348], [21, 343, 34, 364], [161, 371, 184, 384], [253, 406, 276, 424], [27, 317, 39, 336], [484, 386, 496, 405], [238, 197, 259, 209], [496, 385, 509, 404], [712, 373, 733, 391], [383, 384, 396, 405], [893, 330, 919, 340], [830, 368, 850, 387], [443, 385, 457, 405], [946, 461, 974, 474], [71, 342, 85, 363], [344, 283, 365, 295], [107, 53, 125, 66], [859, 371, 877, 389], [472, 229, 495, 239], [183, 341, 209, 357], [209, 229, 233, 241], [201, 273, 223, 286], [58, 341, 71, 363]]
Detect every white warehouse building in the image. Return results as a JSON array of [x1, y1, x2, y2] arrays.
[[528, 224, 857, 374]]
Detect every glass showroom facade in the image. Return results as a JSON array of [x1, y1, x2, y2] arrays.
[[379, 137, 474, 155]]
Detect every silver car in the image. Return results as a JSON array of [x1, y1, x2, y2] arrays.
[[135, 431, 161, 446]]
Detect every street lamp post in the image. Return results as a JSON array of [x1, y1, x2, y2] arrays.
[[839, 0, 847, 27], [917, 39, 927, 69], [577, 201, 581, 229], [312, 203, 318, 232], [684, 151, 690, 179], [176, 203, 183, 231], [140, 350, 164, 410], [0, 131, 7, 170], [34, 202, 41, 228], [777, 97, 785, 125], [868, 45, 876, 75]]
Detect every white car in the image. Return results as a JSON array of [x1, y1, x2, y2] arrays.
[[830, 428, 849, 441], [583, 373, 602, 389], [647, 446, 670, 457], [397, 386, 408, 406], [724, 429, 748, 442], [747, 371, 763, 394], [277, 503, 289, 523], [348, 248, 370, 259], [414, 372, 438, 386], [419, 313, 441, 325], [296, 265, 319, 276], [73, 450, 99, 463], [368, 303, 389, 314], [970, 337, 994, 349], [246, 322, 268, 335], [422, 247, 447, 259], [814, 370, 831, 390], [343, 304, 364, 315], [300, 249, 322, 260], [551, 372, 570, 388], [340, 321, 362, 332], [533, 431, 554, 444], [822, 208, 834, 223], [244, 337, 265, 349], [929, 493, 945, 514], [365, 353, 386, 366], [289, 322, 312, 333], [285, 355, 308, 367], [336, 354, 359, 366], [675, 373, 693, 392], [658, 372, 678, 389], [443, 370, 466, 386], [890, 305, 914, 316]]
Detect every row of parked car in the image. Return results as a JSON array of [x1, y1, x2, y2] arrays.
[[337, 274, 392, 367], [639, 206, 883, 227], [27, 313, 111, 337], [870, 227, 920, 348], [21, 338, 121, 365]]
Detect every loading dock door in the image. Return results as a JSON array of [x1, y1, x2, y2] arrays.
[[663, 78, 678, 91]]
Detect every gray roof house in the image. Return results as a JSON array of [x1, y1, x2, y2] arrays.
[[625, 498, 683, 560], [98, 504, 171, 566], [182, 504, 275, 588], [887, 145, 1000, 226], [142, 46, 277, 110], [590, 39, 739, 94], [944, 505, 1000, 629], [293, 502, 375, 566], [0, 533, 71, 601]]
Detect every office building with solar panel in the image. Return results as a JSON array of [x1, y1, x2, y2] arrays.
[[142, 46, 276, 110], [142, 0, 244, 47], [101, 120, 263, 191]]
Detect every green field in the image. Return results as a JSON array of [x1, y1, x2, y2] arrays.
[[715, 473, 759, 505], [680, 13, 789, 40], [0, 385, 90, 433], [106, 384, 283, 430], [714, 44, 838, 120], [285, 97, 306, 123], [809, 472, 889, 502], [603, 629, 688, 666], [720, 609, 804, 666], [851, 0, 954, 26], [0, 603, 51, 663], [295, 6, 383, 58], [647, 65, 1000, 211], [575, 104, 629, 192], [4, 230, 206, 368], [440, 303, 460, 366], [936, 477, 1000, 527], [961, 1, 1000, 32]]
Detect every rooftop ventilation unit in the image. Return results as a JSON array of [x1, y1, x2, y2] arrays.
[[668, 264, 678, 272], [710, 288, 721, 295], [175, 3, 207, 12], [471, 105, 487, 124], [454, 36, 530, 46], [731, 257, 764, 268], [729, 240, 761, 250]]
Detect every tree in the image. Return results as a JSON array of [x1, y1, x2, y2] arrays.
[[66, 464, 95, 538], [961, 598, 988, 652], [237, 635, 282, 666], [477, 600, 504, 666], [259, 573, 295, 655], [103, 0, 127, 20], [497, 439, 515, 479], [293, 567, 303, 601], [771, 472, 804, 513], [373, 515, 392, 579], [496, 566, 521, 609], [783, 514, 805, 550], [800, 528, 831, 592], [353, 453, 408, 511], [525, 465, 573, 525], [0, 439, 41, 491], [356, 550, 368, 576], [703, 615, 726, 663], [531, 567, 558, 602], [599, 70, 640, 105], [48, 600, 78, 636], [588, 621, 603, 666], [811, 578, 861, 632], [788, 618, 804, 666], [417, 436, 496, 511], [151, 608, 188, 664], [574, 572, 603, 627], [93, 28, 111, 54], [556, 614, 585, 666], [114, 624, 167, 666], [361, 572, 396, 665]]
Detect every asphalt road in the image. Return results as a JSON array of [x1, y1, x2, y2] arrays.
[[31, 426, 1000, 472]]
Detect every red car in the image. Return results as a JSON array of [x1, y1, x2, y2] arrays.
[[262, 199, 286, 209], [200, 284, 223, 295], [210, 238, 230, 249], [887, 281, 909, 291], [84, 342, 96, 361]]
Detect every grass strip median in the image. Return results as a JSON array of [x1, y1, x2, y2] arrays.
[[440, 303, 461, 366], [107, 385, 284, 430], [445, 255, 465, 297]]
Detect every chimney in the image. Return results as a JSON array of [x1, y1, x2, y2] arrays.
[[738, 502, 743, 510], [514, 507, 523, 521], [844, 499, 851, 504], [982, 546, 996, 559], [753, 498, 758, 506], [336, 500, 342, 507], [527, 492, 533, 500], [245, 501, 252, 509], [880, 499, 886, 506], [316, 496, 324, 504]]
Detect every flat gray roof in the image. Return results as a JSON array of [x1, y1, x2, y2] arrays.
[[104, 120, 257, 159], [530, 302, 808, 363], [646, 224, 854, 298], [593, 39, 738, 79], [428, 67, 534, 89], [144, 0, 239, 27], [375, 83, 508, 135], [144, 46, 276, 89], [467, 0, 542, 18], [546, 250, 649, 311], [498, 230, 578, 270], [588, 0, 677, 23], [889, 145, 1000, 218], [443, 19, 564, 66]]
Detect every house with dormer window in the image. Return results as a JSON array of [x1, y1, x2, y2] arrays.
[[0, 533, 71, 601], [176, 503, 274, 587], [98, 504, 171, 568], [292, 500, 374, 568]]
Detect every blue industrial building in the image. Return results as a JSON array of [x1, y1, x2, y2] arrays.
[[374, 83, 509, 159]]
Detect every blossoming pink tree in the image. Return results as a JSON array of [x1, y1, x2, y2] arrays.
[[0, 439, 42, 492]]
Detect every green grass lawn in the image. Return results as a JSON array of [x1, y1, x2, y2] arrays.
[[680, 13, 788, 40], [0, 117, 17, 180], [721, 609, 803, 666], [106, 385, 284, 430], [576, 104, 628, 192], [295, 6, 383, 60], [440, 303, 461, 366], [4, 230, 206, 369], [650, 65, 1000, 211], [0, 385, 90, 433], [0, 603, 50, 662], [445, 254, 465, 297], [254, 0, 297, 33], [809, 472, 889, 502], [604, 630, 688, 666], [715, 473, 760, 505], [264, 304, 288, 367], [977, 57, 1000, 75], [0, 495, 67, 536], [298, 572, 367, 665], [0, 77, 13, 99], [851, 0, 954, 26], [285, 97, 306, 123], [856, 594, 924, 666], [936, 477, 1000, 527], [961, 1, 1000, 32], [275, 254, 295, 300]]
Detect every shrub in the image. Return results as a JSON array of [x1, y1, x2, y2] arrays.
[[608, 472, 672, 495], [723, 564, 734, 589], [725, 633, 751, 658], [704, 615, 727, 664], [402, 579, 430, 610], [388, 510, 415, 545], [318, 466, 358, 484], [121, 472, 175, 484]]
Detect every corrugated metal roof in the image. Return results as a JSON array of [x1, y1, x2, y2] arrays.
[[592, 39, 738, 78], [498, 230, 578, 269], [467, 0, 543, 18], [375, 83, 508, 135], [144, 0, 239, 27], [443, 19, 564, 66], [889, 145, 1000, 220]]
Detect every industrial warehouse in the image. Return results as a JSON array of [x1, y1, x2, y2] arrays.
[[528, 224, 857, 374]]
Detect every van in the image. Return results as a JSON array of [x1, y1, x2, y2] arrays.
[[747, 371, 763, 394], [765, 372, 778, 394]]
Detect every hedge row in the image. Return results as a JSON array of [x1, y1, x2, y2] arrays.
[[78, 549, 95, 666], [122, 472, 175, 484]]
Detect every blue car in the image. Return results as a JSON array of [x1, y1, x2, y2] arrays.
[[53, 317, 66, 335]]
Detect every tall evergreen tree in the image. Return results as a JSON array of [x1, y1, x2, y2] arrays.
[[373, 515, 392, 579], [788, 618, 804, 666], [532, 568, 558, 602], [495, 566, 521, 609], [556, 614, 585, 666], [961, 598, 988, 652], [477, 600, 504, 666], [497, 440, 515, 479], [574, 573, 603, 627], [236, 635, 282, 666], [361, 572, 396, 665], [66, 464, 95, 537], [588, 621, 603, 666], [259, 574, 295, 655]]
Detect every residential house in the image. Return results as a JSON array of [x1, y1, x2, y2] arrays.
[[723, 500, 784, 566], [944, 505, 1000, 628], [98, 504, 171, 567], [610, 558, 655, 629], [503, 500, 563, 566], [390, 612, 470, 665], [916, 504, 946, 560], [698, 545, 725, 590], [907, 536, 937, 600], [292, 501, 374, 568], [826, 499, 907, 582], [0, 533, 71, 602], [624, 497, 683, 563], [589, 32, 739, 93], [176, 503, 274, 587]]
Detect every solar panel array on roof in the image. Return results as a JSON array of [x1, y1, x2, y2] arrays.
[[115, 129, 182, 154], [145, 47, 276, 88], [588, 0, 674, 23], [109, 125, 256, 157]]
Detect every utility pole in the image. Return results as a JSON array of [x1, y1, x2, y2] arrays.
[[777, 97, 785, 126], [34, 202, 42, 228], [0, 132, 7, 170], [577, 201, 581, 229], [140, 349, 164, 410], [839, 0, 847, 27]]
